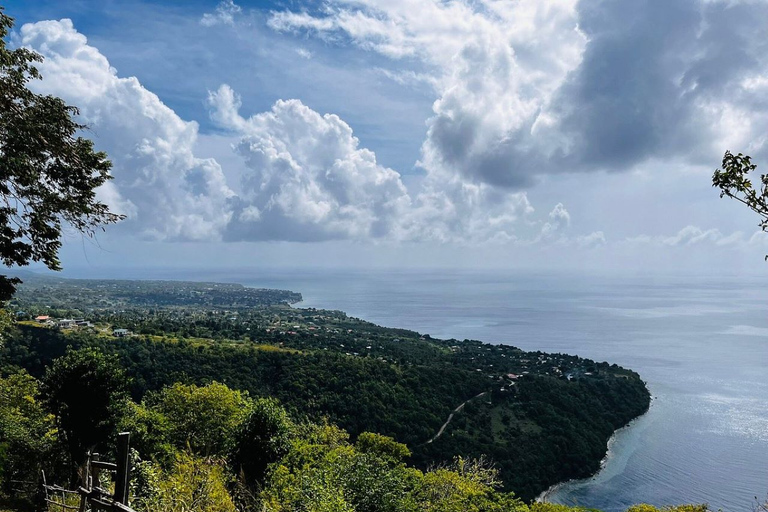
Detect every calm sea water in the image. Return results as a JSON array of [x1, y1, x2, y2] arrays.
[[66, 267, 768, 511]]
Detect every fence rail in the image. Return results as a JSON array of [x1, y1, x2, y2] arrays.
[[42, 432, 137, 512]]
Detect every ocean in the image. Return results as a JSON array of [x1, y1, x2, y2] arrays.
[[66, 267, 768, 511]]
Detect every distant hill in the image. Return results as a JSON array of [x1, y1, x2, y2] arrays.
[[8, 271, 302, 309]]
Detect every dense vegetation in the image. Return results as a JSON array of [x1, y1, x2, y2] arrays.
[[2, 275, 651, 503], [0, 365, 702, 512]]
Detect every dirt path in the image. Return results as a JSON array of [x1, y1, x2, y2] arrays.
[[421, 391, 489, 446]]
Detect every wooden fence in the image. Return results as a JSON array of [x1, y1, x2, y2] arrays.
[[42, 432, 136, 512]]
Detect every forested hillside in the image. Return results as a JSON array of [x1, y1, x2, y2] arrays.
[[2, 276, 652, 502], [0, 370, 696, 512]]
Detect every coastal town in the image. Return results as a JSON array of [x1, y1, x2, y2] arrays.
[[11, 274, 637, 387]]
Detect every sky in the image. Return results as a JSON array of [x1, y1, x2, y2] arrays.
[[4, 0, 768, 275]]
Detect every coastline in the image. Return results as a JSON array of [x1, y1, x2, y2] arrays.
[[536, 395, 655, 504], [296, 288, 656, 504]]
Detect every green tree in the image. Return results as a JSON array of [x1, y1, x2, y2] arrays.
[[0, 8, 123, 300], [0, 370, 57, 488], [231, 397, 293, 487], [355, 432, 410, 462], [151, 382, 251, 456], [713, 151, 768, 257], [116, 400, 174, 463], [41, 348, 127, 466], [137, 453, 237, 512]]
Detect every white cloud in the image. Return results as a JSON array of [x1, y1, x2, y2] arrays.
[[577, 231, 607, 248], [20, 18, 584, 246], [663, 226, 725, 246], [208, 84, 544, 244], [540, 203, 571, 240], [295, 48, 313, 59], [268, 0, 768, 190], [207, 85, 412, 241], [404, 178, 535, 244], [748, 230, 768, 247], [201, 0, 242, 27], [269, 0, 586, 189], [20, 19, 236, 241], [624, 226, 748, 247]]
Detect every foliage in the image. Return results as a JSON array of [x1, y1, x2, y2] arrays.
[[10, 273, 301, 309], [231, 397, 293, 487], [0, 274, 652, 501], [2, 313, 651, 501], [413, 466, 526, 512], [0, 9, 123, 300], [116, 401, 174, 464], [713, 151, 768, 257], [40, 348, 127, 466], [413, 375, 650, 500], [135, 452, 236, 512], [263, 430, 527, 512], [355, 432, 411, 462], [0, 368, 708, 512], [148, 382, 251, 456], [528, 505, 594, 512], [0, 371, 56, 489]]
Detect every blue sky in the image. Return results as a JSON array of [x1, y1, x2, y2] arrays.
[[5, 0, 768, 274]]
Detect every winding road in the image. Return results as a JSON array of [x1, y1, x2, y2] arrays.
[[421, 391, 489, 446]]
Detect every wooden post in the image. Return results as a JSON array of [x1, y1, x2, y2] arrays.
[[91, 453, 101, 489], [42, 471, 49, 502], [79, 452, 91, 512], [91, 453, 101, 512], [113, 432, 131, 505]]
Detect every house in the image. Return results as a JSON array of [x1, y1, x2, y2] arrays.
[[35, 315, 50, 323], [75, 320, 91, 327], [57, 319, 76, 329], [113, 328, 131, 337]]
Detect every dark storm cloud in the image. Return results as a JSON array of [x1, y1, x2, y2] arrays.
[[417, 0, 768, 188], [554, 0, 768, 172]]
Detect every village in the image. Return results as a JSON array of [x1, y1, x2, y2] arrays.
[[13, 279, 628, 390]]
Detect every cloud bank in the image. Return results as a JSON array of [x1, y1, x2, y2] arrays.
[[269, 0, 768, 187], [20, 18, 548, 244], [22, 0, 768, 252]]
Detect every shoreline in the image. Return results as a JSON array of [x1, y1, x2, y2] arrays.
[[536, 394, 656, 504]]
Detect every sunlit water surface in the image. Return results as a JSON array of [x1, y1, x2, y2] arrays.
[[67, 268, 768, 512]]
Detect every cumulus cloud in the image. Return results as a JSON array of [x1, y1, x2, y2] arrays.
[[20, 19, 236, 241], [540, 203, 571, 240], [577, 231, 607, 248], [405, 179, 535, 244], [18, 18, 581, 246], [207, 85, 412, 241], [268, 0, 768, 187], [208, 84, 540, 243], [201, 0, 242, 27]]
